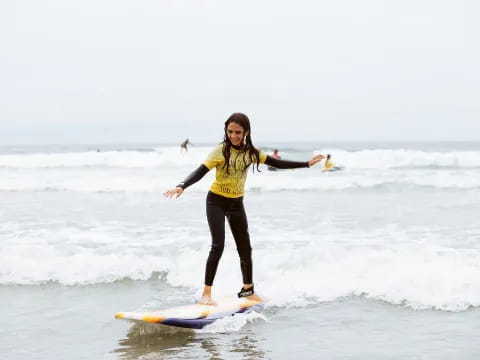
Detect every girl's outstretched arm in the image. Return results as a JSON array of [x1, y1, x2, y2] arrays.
[[264, 154, 324, 169], [164, 164, 210, 198]]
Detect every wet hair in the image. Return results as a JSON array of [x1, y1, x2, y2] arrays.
[[327, 154, 331, 160], [222, 113, 261, 174]]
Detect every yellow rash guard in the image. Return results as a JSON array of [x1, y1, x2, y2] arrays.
[[324, 160, 334, 171], [203, 144, 267, 198]]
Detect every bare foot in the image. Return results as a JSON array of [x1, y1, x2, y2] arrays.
[[199, 295, 217, 306]]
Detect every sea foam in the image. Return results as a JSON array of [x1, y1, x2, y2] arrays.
[[2, 222, 479, 312]]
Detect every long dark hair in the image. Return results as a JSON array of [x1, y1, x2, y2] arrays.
[[222, 113, 261, 174]]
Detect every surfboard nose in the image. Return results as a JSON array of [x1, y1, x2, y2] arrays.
[[115, 312, 124, 319]]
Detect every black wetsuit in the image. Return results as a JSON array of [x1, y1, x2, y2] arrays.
[[178, 154, 309, 286]]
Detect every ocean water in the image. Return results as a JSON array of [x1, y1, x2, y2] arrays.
[[1, 142, 480, 359]]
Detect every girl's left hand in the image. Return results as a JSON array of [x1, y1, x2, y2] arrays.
[[163, 187, 184, 198], [308, 154, 325, 167]]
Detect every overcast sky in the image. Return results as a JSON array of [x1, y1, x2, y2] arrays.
[[1, 0, 479, 145]]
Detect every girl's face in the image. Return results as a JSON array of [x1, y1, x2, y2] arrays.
[[227, 122, 249, 147]]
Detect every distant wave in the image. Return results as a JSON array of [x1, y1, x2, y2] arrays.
[[1, 148, 480, 169], [0, 169, 479, 192], [0, 148, 203, 169], [315, 149, 480, 169], [1, 146, 479, 192]]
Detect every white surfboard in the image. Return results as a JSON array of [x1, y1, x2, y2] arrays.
[[115, 296, 263, 329]]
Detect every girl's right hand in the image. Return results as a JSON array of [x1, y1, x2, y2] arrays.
[[163, 187, 184, 198]]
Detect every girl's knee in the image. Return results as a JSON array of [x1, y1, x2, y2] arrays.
[[209, 243, 224, 256]]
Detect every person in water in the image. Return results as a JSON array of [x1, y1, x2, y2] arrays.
[[268, 149, 282, 171], [164, 113, 325, 305], [180, 138, 190, 152], [324, 154, 333, 171], [272, 149, 281, 159], [323, 154, 342, 171]]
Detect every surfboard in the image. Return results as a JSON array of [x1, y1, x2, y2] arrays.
[[323, 166, 343, 172], [115, 296, 263, 329]]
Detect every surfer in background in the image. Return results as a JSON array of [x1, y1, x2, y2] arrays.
[[324, 154, 333, 171], [323, 154, 342, 172], [180, 138, 190, 152], [164, 113, 325, 305], [272, 149, 281, 159], [268, 149, 281, 171]]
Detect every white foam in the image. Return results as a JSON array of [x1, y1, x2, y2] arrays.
[[198, 311, 267, 333], [314, 149, 480, 169], [252, 230, 480, 312], [0, 147, 212, 169], [2, 222, 480, 312], [0, 223, 181, 285], [0, 166, 479, 192], [153, 228, 480, 312]]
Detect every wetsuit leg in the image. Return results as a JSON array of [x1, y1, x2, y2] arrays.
[[227, 199, 253, 285], [205, 192, 226, 286]]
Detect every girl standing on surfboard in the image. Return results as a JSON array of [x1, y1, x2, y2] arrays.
[[164, 113, 325, 305]]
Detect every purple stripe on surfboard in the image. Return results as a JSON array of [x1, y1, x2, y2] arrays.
[[159, 304, 263, 329]]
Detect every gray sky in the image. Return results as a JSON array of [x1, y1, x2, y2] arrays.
[[1, 0, 479, 144]]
